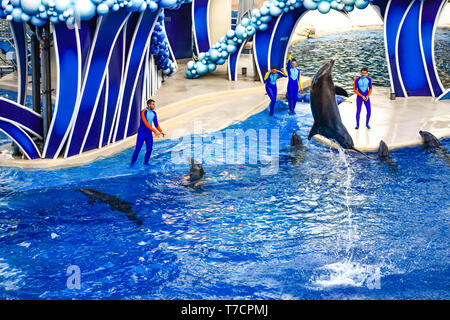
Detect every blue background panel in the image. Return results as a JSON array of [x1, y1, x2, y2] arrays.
[[269, 7, 307, 73], [44, 23, 80, 158], [165, 3, 193, 59], [420, 0, 445, 97], [78, 19, 98, 79], [9, 21, 27, 106], [83, 81, 107, 153], [385, 0, 413, 97], [398, 0, 432, 96], [0, 121, 40, 159], [114, 9, 160, 142], [253, 17, 279, 81], [102, 30, 124, 147], [193, 0, 211, 53], [0, 98, 43, 138], [228, 41, 244, 81], [66, 9, 130, 157]]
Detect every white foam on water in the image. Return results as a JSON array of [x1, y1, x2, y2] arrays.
[[0, 259, 25, 291], [310, 261, 382, 289]]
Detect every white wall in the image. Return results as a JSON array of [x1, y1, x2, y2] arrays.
[[209, 0, 232, 45], [438, 3, 450, 27]]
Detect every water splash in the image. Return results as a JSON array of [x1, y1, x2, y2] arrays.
[[310, 146, 381, 290]]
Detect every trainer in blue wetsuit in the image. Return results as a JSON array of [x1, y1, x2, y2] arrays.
[[286, 51, 303, 115], [264, 66, 287, 116], [130, 99, 165, 166], [353, 67, 373, 129]]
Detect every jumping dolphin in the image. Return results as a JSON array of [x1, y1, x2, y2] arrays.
[[307, 60, 369, 158], [76, 188, 143, 226], [419, 130, 450, 165], [377, 140, 397, 172], [182, 157, 205, 188]]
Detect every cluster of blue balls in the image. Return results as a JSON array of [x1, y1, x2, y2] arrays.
[[150, 11, 176, 76], [0, 0, 191, 26], [186, 0, 372, 79]]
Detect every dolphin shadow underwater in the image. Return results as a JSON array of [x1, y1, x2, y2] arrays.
[[307, 60, 371, 158], [182, 157, 205, 188], [419, 130, 450, 165], [76, 188, 143, 226]]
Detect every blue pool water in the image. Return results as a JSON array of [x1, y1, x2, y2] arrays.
[[0, 101, 449, 300]]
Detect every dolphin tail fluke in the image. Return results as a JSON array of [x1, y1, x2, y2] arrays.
[[308, 122, 319, 140], [335, 86, 349, 97]]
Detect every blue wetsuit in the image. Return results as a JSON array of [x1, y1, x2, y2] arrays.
[[354, 76, 373, 129], [286, 53, 303, 114], [130, 108, 160, 166], [264, 69, 287, 116]]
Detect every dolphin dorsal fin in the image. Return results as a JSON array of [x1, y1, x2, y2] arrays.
[[335, 86, 349, 97]]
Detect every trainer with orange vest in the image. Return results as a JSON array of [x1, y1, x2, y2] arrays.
[[353, 67, 373, 130], [130, 99, 165, 166]]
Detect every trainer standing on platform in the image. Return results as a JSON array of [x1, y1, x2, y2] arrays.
[[130, 99, 165, 167], [286, 50, 303, 115], [353, 67, 373, 130]]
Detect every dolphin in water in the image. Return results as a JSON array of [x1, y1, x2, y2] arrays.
[[307, 60, 369, 158], [291, 131, 303, 147], [182, 157, 205, 188], [419, 130, 450, 165], [76, 188, 143, 226], [419, 130, 442, 148], [377, 140, 397, 172], [281, 131, 306, 165], [378, 140, 392, 162]]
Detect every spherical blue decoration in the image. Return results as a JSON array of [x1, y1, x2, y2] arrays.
[[74, 0, 96, 20], [21, 0, 41, 15]]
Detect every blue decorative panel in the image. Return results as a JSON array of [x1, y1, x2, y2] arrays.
[[0, 121, 41, 159], [253, 17, 279, 81], [420, 0, 446, 97], [227, 41, 244, 81], [385, 0, 413, 97], [0, 97, 43, 138], [101, 29, 124, 147], [269, 7, 308, 73], [65, 9, 130, 158], [193, 0, 211, 53], [43, 23, 81, 159], [398, 0, 432, 96], [83, 80, 107, 152], [9, 21, 27, 106], [113, 9, 160, 142], [127, 57, 146, 137], [165, 3, 193, 59], [78, 19, 98, 78]]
